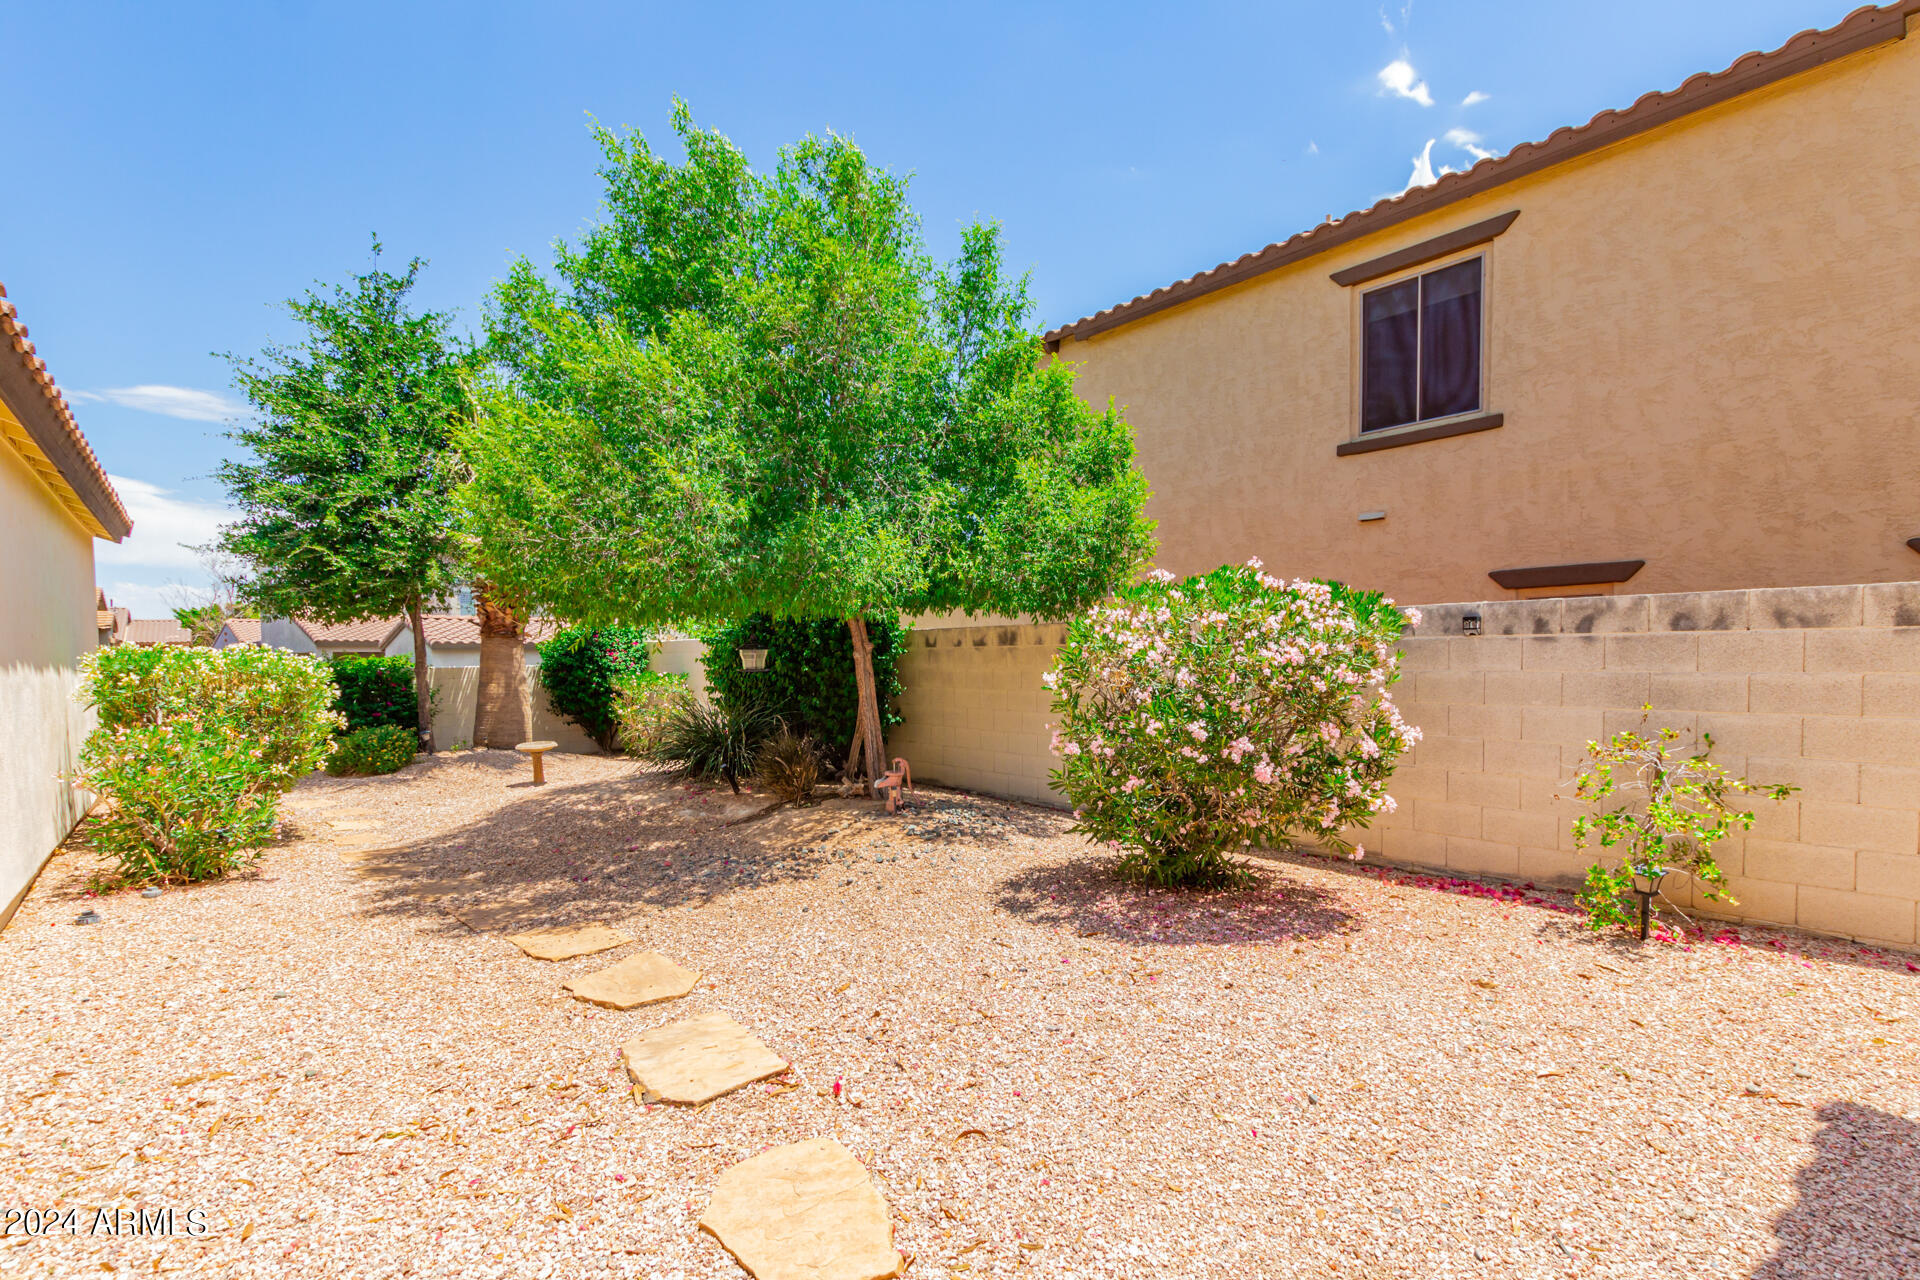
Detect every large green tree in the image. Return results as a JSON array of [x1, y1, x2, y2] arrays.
[[218, 243, 468, 751], [462, 105, 1154, 785]]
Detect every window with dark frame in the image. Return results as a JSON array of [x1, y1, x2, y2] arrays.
[[1360, 256, 1483, 433]]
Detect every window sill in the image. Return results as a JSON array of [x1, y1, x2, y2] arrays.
[[1336, 411, 1503, 455]]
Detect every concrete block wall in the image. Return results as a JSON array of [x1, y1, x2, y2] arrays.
[[885, 583, 1920, 951], [885, 622, 1067, 806], [1379, 582, 1920, 948]]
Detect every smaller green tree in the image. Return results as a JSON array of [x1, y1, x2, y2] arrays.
[[217, 241, 469, 750], [1570, 712, 1796, 938], [537, 626, 653, 750]]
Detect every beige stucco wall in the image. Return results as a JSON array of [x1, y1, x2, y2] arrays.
[[885, 585, 1920, 951], [0, 429, 99, 927], [1055, 23, 1920, 603]]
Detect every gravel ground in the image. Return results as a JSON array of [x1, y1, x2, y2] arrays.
[[3, 749, 1916, 1280]]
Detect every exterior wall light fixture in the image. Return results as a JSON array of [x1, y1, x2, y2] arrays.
[[738, 648, 770, 672], [1461, 612, 1482, 636]]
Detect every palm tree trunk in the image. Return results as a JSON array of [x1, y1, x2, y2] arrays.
[[407, 596, 436, 753], [474, 585, 530, 749]]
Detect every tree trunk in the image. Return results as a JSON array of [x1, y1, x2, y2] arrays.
[[473, 584, 530, 749], [407, 596, 436, 753], [846, 617, 887, 798]]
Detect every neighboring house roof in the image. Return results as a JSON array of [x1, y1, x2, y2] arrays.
[[0, 282, 132, 539], [96, 609, 114, 631], [121, 618, 190, 646], [302, 616, 404, 646], [221, 618, 264, 644], [1043, 1, 1920, 348], [404, 614, 559, 648]]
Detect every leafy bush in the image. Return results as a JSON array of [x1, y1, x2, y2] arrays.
[[703, 616, 903, 761], [755, 726, 822, 804], [1047, 562, 1418, 888], [1570, 712, 1795, 938], [327, 725, 420, 776], [73, 645, 341, 883], [328, 654, 418, 732], [537, 626, 653, 750], [614, 670, 692, 759], [655, 697, 779, 793]]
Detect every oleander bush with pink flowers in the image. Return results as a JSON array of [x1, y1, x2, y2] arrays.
[[1047, 562, 1420, 888]]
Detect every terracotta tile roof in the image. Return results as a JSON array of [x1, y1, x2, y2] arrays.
[[96, 609, 115, 631], [301, 616, 404, 646], [0, 283, 132, 539], [221, 618, 264, 643], [1044, 1, 1920, 348], [121, 618, 190, 646], [408, 614, 560, 647]]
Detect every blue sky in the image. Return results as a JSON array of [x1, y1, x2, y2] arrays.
[[1, 0, 1852, 617]]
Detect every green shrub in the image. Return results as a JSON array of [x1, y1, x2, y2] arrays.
[[327, 725, 420, 776], [614, 670, 692, 759], [1047, 563, 1417, 888], [655, 697, 779, 793], [537, 626, 652, 750], [755, 725, 822, 805], [703, 616, 904, 760], [328, 654, 418, 732], [73, 645, 341, 883]]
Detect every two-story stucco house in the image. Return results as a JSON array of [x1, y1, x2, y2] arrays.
[[1042, 1, 1920, 605]]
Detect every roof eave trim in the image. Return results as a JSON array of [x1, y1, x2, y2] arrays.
[[0, 341, 131, 540]]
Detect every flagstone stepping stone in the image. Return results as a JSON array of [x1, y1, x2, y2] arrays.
[[622, 1012, 787, 1104], [506, 922, 632, 961], [564, 952, 702, 1009], [699, 1138, 901, 1280]]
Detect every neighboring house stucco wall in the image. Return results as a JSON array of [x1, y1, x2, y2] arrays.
[[0, 432, 97, 925], [1053, 22, 1920, 604], [261, 618, 319, 654], [382, 628, 541, 669]]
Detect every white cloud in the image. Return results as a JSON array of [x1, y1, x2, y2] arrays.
[[1461, 90, 1490, 107], [70, 385, 247, 423], [1397, 139, 1457, 195], [95, 475, 237, 572], [1306, 140, 1320, 156], [1377, 58, 1434, 107], [1445, 127, 1496, 161]]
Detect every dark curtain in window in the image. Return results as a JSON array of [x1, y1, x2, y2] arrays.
[[1361, 279, 1418, 432], [1419, 258, 1482, 420]]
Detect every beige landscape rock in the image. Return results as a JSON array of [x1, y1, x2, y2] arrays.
[[506, 923, 633, 960], [564, 952, 702, 1009], [451, 900, 537, 933], [699, 1138, 901, 1280], [621, 1012, 787, 1104]]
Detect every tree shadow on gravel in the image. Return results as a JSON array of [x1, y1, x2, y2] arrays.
[[338, 768, 1064, 934], [1754, 1101, 1920, 1280], [993, 855, 1353, 947]]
